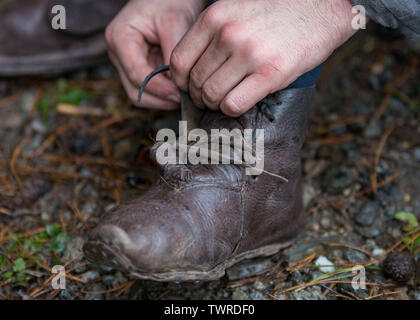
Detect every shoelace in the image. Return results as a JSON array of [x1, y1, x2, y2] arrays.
[[155, 132, 288, 182], [137, 65, 275, 122], [139, 66, 287, 182]]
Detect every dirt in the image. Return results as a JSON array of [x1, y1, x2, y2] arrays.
[[0, 27, 419, 300]]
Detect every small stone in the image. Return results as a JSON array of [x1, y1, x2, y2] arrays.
[[101, 275, 115, 286], [329, 249, 343, 260], [284, 242, 322, 262], [100, 265, 113, 272], [383, 251, 415, 282], [303, 183, 317, 209], [358, 226, 381, 239], [364, 122, 381, 138], [338, 282, 369, 299], [62, 236, 84, 269], [414, 147, 420, 162], [253, 281, 266, 291], [322, 166, 354, 195], [30, 119, 46, 134], [86, 283, 104, 300], [315, 256, 335, 273], [227, 258, 273, 281], [105, 203, 117, 212], [40, 211, 50, 222], [249, 291, 267, 300], [272, 293, 286, 300], [355, 203, 379, 227], [344, 249, 368, 263], [60, 290, 72, 299], [80, 271, 100, 283], [290, 286, 326, 300], [372, 248, 386, 257], [320, 217, 330, 229], [232, 287, 249, 300], [289, 270, 303, 285]]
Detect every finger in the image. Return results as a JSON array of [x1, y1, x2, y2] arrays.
[[188, 39, 230, 108], [157, 12, 193, 66], [220, 74, 280, 117], [200, 57, 247, 111], [112, 28, 180, 102], [170, 5, 220, 91], [110, 52, 178, 110]]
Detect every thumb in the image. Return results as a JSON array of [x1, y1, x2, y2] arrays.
[[157, 12, 193, 66]]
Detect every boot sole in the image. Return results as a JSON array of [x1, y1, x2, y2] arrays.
[[0, 55, 108, 76], [85, 239, 293, 282]]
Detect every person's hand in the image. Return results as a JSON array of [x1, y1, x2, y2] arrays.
[[171, 0, 359, 116], [106, 0, 206, 109]]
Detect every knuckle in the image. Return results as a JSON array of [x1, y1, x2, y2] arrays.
[[189, 67, 203, 88], [105, 25, 120, 50], [240, 42, 260, 63], [201, 4, 224, 29], [170, 51, 188, 90], [202, 82, 220, 104], [170, 50, 185, 74], [218, 23, 241, 47]]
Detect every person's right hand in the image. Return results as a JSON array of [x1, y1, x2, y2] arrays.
[[106, 0, 206, 110]]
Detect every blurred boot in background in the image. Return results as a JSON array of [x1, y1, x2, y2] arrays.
[[0, 0, 127, 76]]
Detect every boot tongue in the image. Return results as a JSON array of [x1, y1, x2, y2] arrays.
[[47, 0, 127, 36]]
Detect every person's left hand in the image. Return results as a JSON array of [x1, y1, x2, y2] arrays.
[[170, 0, 359, 117]]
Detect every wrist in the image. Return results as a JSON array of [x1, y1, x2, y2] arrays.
[[322, 0, 360, 44]]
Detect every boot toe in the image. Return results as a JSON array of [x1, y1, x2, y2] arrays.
[[83, 224, 144, 272]]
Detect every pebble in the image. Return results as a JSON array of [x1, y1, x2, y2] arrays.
[[249, 291, 268, 300], [322, 166, 354, 195], [302, 183, 317, 209], [253, 281, 266, 291], [355, 203, 379, 227], [101, 275, 116, 286], [30, 119, 47, 134], [62, 236, 84, 262], [289, 270, 303, 285], [86, 283, 104, 300], [315, 256, 335, 273], [344, 249, 368, 263], [358, 226, 381, 238], [414, 147, 420, 162], [339, 282, 369, 299], [372, 248, 386, 256], [364, 121, 381, 138], [232, 287, 249, 300], [284, 241, 322, 262], [227, 258, 273, 281], [320, 217, 331, 229], [60, 290, 72, 300], [290, 286, 326, 300], [80, 271, 100, 283]]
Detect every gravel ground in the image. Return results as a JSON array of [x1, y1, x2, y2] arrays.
[[0, 26, 419, 300]]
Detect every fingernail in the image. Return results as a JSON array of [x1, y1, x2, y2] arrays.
[[168, 93, 181, 103]]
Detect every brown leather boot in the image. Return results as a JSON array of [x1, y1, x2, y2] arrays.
[[0, 0, 126, 76], [83, 87, 314, 281]]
